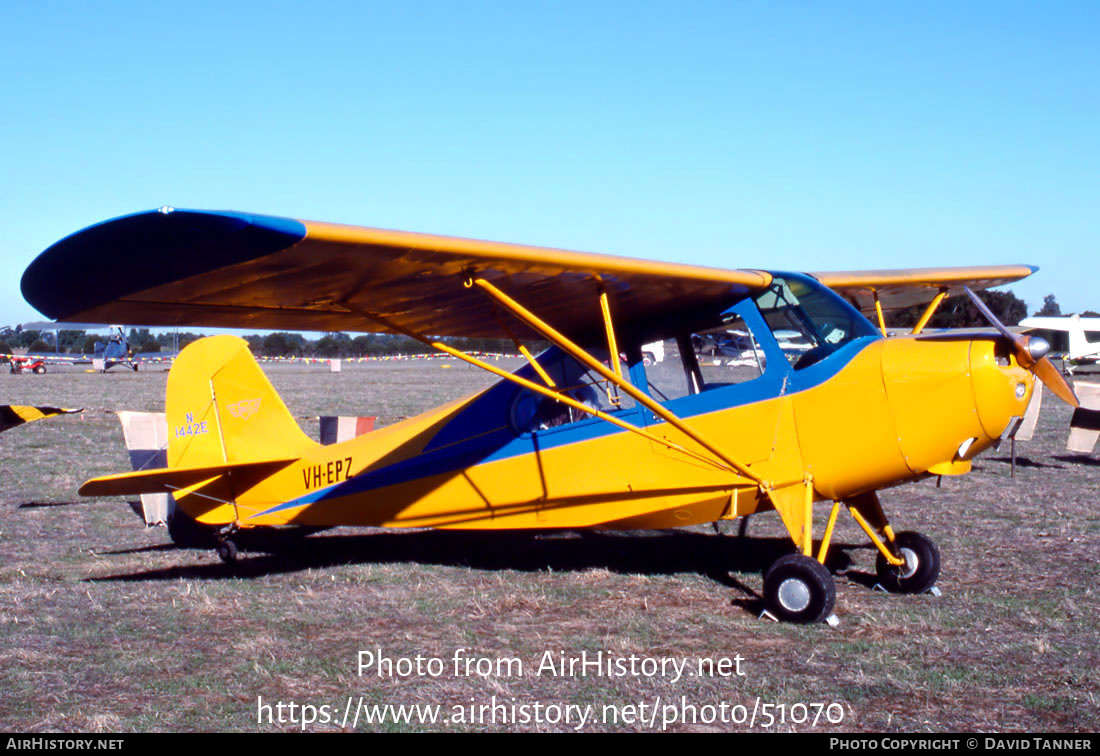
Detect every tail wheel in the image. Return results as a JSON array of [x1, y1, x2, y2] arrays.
[[876, 531, 940, 594], [763, 554, 836, 624]]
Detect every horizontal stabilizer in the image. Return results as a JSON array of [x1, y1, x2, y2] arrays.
[[80, 458, 297, 497]]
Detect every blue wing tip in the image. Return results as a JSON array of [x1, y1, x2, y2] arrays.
[[22, 208, 306, 320]]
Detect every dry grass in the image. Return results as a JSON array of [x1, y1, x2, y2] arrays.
[[0, 361, 1097, 732]]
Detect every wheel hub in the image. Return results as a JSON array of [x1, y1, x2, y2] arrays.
[[898, 547, 919, 579], [777, 577, 811, 612]]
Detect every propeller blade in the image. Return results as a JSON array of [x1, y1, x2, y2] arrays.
[[963, 286, 1032, 366], [963, 286, 1018, 344], [1031, 355, 1079, 408]]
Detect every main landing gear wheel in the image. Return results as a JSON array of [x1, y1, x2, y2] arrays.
[[763, 554, 836, 624], [876, 531, 940, 594], [216, 539, 239, 564]]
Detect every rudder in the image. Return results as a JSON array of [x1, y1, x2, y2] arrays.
[[166, 335, 316, 469]]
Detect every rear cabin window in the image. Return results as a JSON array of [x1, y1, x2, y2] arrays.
[[643, 313, 766, 402], [509, 349, 636, 434]]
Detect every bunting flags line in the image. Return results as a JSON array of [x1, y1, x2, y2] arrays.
[[3, 351, 520, 367]]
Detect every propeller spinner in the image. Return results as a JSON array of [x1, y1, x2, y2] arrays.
[[963, 287, 1079, 408]]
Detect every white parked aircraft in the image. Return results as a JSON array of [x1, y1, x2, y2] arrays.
[[1020, 314, 1100, 371]]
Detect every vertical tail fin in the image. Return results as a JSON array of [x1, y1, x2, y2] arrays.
[[167, 335, 316, 469]]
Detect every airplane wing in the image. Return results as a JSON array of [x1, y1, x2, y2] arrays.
[[814, 266, 1037, 315], [23, 209, 1037, 339], [21, 209, 772, 342]]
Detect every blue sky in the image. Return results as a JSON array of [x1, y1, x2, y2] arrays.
[[3, 1, 1097, 328]]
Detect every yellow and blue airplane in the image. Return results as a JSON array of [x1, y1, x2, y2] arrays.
[[21, 208, 1079, 623]]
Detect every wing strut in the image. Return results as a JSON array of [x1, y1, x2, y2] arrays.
[[871, 289, 887, 337], [911, 288, 948, 335], [469, 277, 764, 485], [487, 304, 557, 388], [598, 286, 624, 405], [336, 301, 744, 478]]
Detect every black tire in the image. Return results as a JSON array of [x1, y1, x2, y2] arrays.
[[876, 531, 940, 594], [217, 539, 239, 563], [32, 365, 46, 374], [763, 554, 837, 624]]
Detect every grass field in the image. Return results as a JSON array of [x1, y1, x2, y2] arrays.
[[1, 360, 1098, 732]]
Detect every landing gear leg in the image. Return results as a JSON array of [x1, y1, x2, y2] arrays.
[[762, 476, 838, 624], [846, 492, 940, 594], [875, 532, 940, 594]]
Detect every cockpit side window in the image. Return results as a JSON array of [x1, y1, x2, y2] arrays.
[[754, 276, 878, 370]]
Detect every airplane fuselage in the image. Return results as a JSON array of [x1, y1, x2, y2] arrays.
[[172, 275, 1034, 533]]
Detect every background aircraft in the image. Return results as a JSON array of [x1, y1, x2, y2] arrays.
[[15, 322, 168, 371], [1020, 314, 1100, 371], [92, 326, 139, 371], [20, 208, 1079, 623]]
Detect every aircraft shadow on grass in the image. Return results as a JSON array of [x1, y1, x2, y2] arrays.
[[982, 456, 1068, 470], [1052, 454, 1100, 467], [86, 527, 877, 614], [17, 500, 85, 509]]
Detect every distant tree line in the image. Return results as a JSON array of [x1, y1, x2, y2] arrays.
[[5, 290, 1095, 359], [880, 290, 1099, 359], [0, 325, 527, 359], [886, 289, 1028, 329], [0, 327, 190, 356], [245, 332, 529, 358], [1031, 294, 1100, 319]]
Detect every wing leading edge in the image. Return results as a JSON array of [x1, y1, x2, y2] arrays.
[[22, 209, 771, 342], [23, 209, 1037, 340]]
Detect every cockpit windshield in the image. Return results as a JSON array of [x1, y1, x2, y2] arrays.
[[754, 275, 878, 370]]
